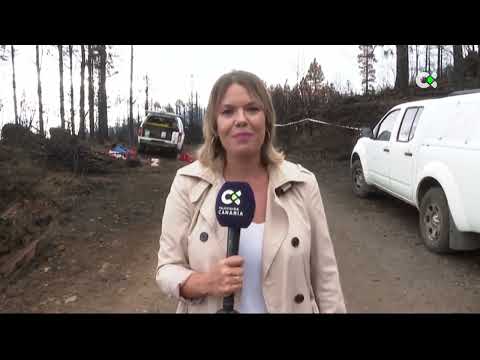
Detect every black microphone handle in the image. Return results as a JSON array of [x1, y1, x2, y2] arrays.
[[227, 227, 241, 257], [222, 227, 241, 313]]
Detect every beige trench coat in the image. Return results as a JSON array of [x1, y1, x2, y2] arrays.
[[155, 159, 346, 313]]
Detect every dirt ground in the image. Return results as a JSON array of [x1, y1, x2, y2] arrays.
[[2, 144, 480, 313]]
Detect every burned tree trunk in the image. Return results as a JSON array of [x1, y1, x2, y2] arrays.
[[69, 45, 75, 136], [97, 45, 108, 143], [453, 45, 464, 90], [36, 45, 44, 136], [58, 45, 66, 130], [79, 45, 86, 139], [11, 46, 18, 125], [395, 45, 409, 95], [129, 45, 134, 146], [88, 45, 95, 139]]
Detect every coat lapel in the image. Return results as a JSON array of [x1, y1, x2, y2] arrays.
[[262, 162, 304, 280], [179, 161, 227, 255], [262, 183, 290, 280], [199, 178, 228, 255]]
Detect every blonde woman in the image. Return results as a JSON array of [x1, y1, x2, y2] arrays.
[[156, 70, 346, 313]]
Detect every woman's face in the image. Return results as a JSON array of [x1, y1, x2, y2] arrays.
[[216, 83, 267, 160]]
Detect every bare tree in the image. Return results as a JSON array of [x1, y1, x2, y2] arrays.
[[69, 45, 75, 135], [88, 45, 95, 138], [426, 45, 431, 72], [478, 44, 480, 87], [195, 92, 199, 122], [175, 99, 184, 115], [129, 45, 134, 146], [79, 45, 86, 139], [453, 45, 464, 90], [35, 45, 44, 136], [415, 45, 419, 77], [437, 45, 442, 79], [145, 74, 149, 114], [394, 45, 409, 95], [57, 45, 66, 129], [11, 46, 18, 125], [97, 45, 108, 143]]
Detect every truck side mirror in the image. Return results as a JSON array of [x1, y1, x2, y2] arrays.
[[360, 127, 374, 139]]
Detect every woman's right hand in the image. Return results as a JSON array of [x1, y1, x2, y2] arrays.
[[206, 256, 244, 297]]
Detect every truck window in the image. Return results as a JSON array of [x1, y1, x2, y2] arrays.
[[397, 108, 418, 142], [408, 107, 423, 141], [375, 110, 400, 141]]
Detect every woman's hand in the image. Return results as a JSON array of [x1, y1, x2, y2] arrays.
[[206, 256, 244, 297]]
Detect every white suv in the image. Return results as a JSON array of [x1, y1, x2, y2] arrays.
[[351, 90, 480, 253], [137, 111, 185, 156]]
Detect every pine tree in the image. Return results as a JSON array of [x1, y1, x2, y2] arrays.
[[358, 45, 377, 95], [304, 58, 325, 93]]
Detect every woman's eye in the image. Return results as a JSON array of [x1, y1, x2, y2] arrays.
[[247, 107, 260, 113], [222, 109, 233, 116]]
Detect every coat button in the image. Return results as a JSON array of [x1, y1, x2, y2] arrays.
[[291, 237, 299, 248], [294, 294, 304, 304], [200, 232, 208, 242]]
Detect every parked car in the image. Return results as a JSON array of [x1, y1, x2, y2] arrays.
[[351, 90, 480, 253], [137, 111, 185, 156]]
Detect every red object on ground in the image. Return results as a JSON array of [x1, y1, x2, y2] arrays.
[[179, 152, 194, 163], [126, 148, 137, 161]]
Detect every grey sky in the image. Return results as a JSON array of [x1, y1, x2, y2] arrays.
[[0, 45, 396, 131]]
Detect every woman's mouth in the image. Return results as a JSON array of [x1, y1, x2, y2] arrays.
[[233, 132, 254, 140]]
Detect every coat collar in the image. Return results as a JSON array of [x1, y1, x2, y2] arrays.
[[177, 159, 306, 199]]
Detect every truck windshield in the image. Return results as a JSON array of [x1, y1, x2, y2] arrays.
[[146, 116, 178, 130]]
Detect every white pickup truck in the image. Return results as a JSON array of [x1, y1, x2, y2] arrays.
[[351, 90, 480, 253]]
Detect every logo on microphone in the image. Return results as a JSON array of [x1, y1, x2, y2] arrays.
[[221, 189, 242, 206], [416, 71, 438, 89]]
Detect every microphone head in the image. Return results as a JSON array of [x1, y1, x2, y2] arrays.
[[215, 181, 256, 228]]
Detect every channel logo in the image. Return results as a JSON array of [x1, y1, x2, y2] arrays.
[[221, 189, 242, 206], [416, 72, 438, 89]]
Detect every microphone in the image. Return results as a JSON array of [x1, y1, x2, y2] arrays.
[[215, 181, 255, 313]]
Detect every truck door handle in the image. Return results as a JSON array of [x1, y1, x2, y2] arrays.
[[383, 148, 390, 153], [404, 152, 413, 157]]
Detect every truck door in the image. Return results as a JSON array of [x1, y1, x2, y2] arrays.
[[389, 107, 424, 201], [369, 109, 400, 189]]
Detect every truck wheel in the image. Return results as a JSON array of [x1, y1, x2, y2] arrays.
[[419, 187, 453, 253], [352, 160, 373, 198]]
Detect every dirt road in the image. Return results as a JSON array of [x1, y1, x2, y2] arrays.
[[2, 148, 480, 313]]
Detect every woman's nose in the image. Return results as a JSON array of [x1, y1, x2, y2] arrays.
[[234, 109, 248, 125]]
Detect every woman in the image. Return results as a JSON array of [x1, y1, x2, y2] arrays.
[[156, 70, 346, 313]]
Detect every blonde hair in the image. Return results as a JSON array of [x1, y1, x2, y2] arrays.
[[196, 70, 284, 173]]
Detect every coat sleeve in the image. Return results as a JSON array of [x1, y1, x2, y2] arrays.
[[155, 172, 204, 305], [307, 174, 347, 313]]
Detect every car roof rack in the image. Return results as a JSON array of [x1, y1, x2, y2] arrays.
[[146, 111, 178, 117], [448, 89, 480, 96]]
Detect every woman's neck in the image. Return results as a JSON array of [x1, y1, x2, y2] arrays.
[[223, 154, 266, 182]]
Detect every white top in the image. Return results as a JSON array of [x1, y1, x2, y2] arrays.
[[238, 222, 268, 313]]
